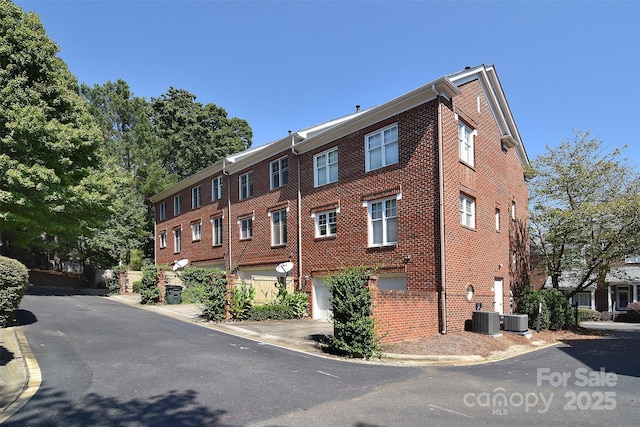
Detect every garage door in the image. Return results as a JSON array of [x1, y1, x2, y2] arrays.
[[312, 277, 333, 320]]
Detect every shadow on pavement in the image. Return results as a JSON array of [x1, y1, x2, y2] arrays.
[[4, 387, 233, 427], [12, 309, 38, 327], [555, 331, 640, 379], [0, 345, 14, 367], [26, 285, 109, 297]]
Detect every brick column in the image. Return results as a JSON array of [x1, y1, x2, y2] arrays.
[[118, 270, 127, 295], [158, 270, 166, 304]]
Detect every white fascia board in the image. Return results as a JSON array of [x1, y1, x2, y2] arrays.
[[448, 65, 529, 167], [294, 77, 460, 155]]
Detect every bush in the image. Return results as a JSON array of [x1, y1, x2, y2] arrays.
[[179, 267, 228, 321], [517, 287, 549, 330], [106, 267, 125, 295], [229, 283, 255, 320], [281, 291, 309, 319], [248, 304, 293, 321], [139, 264, 160, 305], [0, 256, 29, 328], [325, 267, 380, 359], [541, 288, 575, 330], [132, 280, 141, 294], [577, 308, 601, 322], [626, 302, 640, 322]]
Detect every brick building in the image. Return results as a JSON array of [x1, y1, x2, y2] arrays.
[[150, 64, 529, 342]]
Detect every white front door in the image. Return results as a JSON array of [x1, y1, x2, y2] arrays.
[[312, 278, 333, 320], [494, 278, 504, 314]]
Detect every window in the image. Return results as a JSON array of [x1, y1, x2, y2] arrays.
[[192, 186, 201, 209], [174, 195, 182, 215], [575, 292, 592, 308], [212, 177, 222, 201], [458, 121, 475, 166], [211, 216, 223, 246], [159, 232, 167, 249], [270, 157, 288, 189], [314, 148, 338, 187], [239, 171, 253, 200], [173, 228, 182, 253], [159, 202, 167, 221], [365, 124, 398, 171], [511, 201, 516, 220], [191, 222, 201, 241], [271, 209, 287, 246], [367, 197, 398, 247], [460, 194, 475, 228], [495, 208, 500, 231], [240, 218, 253, 240], [315, 210, 337, 237]]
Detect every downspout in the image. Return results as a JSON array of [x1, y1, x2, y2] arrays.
[[433, 84, 447, 335], [290, 133, 303, 288], [223, 159, 232, 272]]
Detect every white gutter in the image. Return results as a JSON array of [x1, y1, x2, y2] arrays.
[[291, 134, 303, 287], [433, 84, 447, 335], [223, 159, 233, 272]]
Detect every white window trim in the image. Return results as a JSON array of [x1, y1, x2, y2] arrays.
[[239, 171, 253, 200], [211, 216, 223, 246], [159, 232, 167, 249], [173, 228, 182, 253], [269, 208, 288, 246], [363, 193, 401, 247], [191, 186, 202, 209], [460, 194, 476, 228], [191, 221, 202, 242], [238, 215, 254, 240], [495, 208, 500, 232], [313, 147, 338, 187], [313, 209, 338, 238], [159, 202, 166, 221], [365, 124, 399, 172], [270, 156, 288, 189], [212, 177, 222, 201], [173, 195, 182, 215], [457, 115, 476, 167]]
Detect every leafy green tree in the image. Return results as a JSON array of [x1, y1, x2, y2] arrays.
[[151, 87, 252, 179], [529, 130, 640, 298], [0, 2, 107, 251]]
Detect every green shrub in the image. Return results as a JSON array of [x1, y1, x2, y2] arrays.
[[0, 256, 29, 328], [325, 267, 380, 359], [577, 308, 601, 322], [177, 267, 228, 321], [129, 250, 144, 271], [229, 283, 255, 320], [281, 291, 309, 319], [517, 287, 550, 330], [132, 280, 141, 294], [106, 267, 125, 295], [139, 264, 160, 305], [248, 304, 293, 321], [541, 288, 575, 330]]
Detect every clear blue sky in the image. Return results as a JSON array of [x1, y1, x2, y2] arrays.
[[14, 0, 640, 168]]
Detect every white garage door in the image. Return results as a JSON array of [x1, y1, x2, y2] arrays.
[[312, 277, 333, 320]]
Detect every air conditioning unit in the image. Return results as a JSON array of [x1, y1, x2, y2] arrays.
[[503, 314, 529, 332], [472, 311, 500, 335]]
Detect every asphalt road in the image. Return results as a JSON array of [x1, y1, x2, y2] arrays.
[[4, 287, 640, 426]]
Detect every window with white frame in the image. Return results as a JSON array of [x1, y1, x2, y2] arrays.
[[314, 148, 338, 187], [511, 200, 516, 220], [495, 208, 500, 231], [159, 202, 167, 221], [191, 222, 201, 241], [159, 232, 167, 249], [367, 197, 398, 247], [271, 209, 287, 246], [211, 216, 223, 246], [315, 209, 337, 238], [173, 228, 182, 253], [239, 171, 253, 200], [365, 124, 398, 171], [212, 176, 222, 201], [460, 194, 475, 228], [458, 121, 475, 166], [240, 217, 253, 240], [192, 186, 201, 209], [174, 195, 182, 215], [270, 157, 288, 189], [575, 292, 592, 308]]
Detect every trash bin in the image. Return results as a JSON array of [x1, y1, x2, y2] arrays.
[[165, 285, 182, 304]]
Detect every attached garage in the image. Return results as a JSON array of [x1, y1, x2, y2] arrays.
[[312, 277, 332, 320]]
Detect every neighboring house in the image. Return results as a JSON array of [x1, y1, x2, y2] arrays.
[[150, 64, 529, 342], [597, 256, 640, 313], [543, 273, 597, 310]]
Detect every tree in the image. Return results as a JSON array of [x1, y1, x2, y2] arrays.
[[529, 130, 640, 298], [151, 87, 252, 179], [0, 2, 107, 252]]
